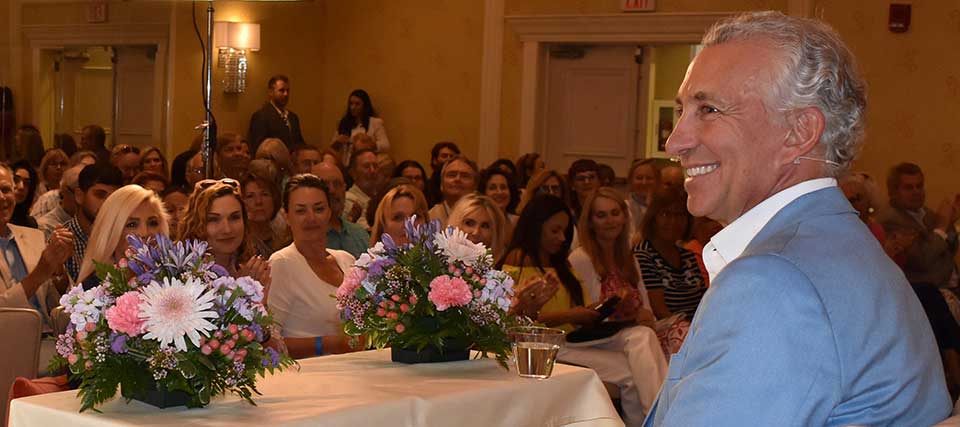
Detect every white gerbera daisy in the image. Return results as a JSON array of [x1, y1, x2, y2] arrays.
[[139, 276, 218, 352], [434, 227, 487, 268]]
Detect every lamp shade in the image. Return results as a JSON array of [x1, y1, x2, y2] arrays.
[[214, 22, 260, 51]]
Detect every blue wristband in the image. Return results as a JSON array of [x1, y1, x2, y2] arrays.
[[314, 336, 323, 356]]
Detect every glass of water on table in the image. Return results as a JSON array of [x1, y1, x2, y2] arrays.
[[508, 326, 566, 379]]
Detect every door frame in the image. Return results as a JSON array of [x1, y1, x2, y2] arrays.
[[501, 13, 731, 161], [21, 23, 169, 152]]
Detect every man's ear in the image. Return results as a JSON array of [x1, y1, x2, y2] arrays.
[[784, 106, 825, 156]]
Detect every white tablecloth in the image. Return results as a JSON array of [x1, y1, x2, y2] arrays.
[[10, 349, 623, 427]]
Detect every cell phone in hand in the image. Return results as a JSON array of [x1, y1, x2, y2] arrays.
[[591, 295, 622, 322]]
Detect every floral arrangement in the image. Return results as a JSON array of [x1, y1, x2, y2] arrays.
[[337, 217, 516, 365], [51, 235, 294, 412]]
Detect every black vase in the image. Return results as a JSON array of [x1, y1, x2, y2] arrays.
[[129, 384, 191, 408], [391, 342, 470, 364]]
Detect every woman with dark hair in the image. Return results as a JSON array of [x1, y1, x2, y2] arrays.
[[488, 158, 518, 179], [14, 125, 45, 169], [10, 160, 38, 228], [393, 160, 427, 193], [332, 89, 390, 153], [478, 167, 519, 223], [241, 172, 289, 257], [516, 153, 545, 190], [632, 188, 705, 320], [269, 174, 362, 358], [54, 133, 78, 157], [498, 193, 667, 425]]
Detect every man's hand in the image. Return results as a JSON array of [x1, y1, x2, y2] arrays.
[[40, 227, 74, 272]]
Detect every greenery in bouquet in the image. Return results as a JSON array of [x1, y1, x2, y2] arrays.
[[51, 235, 295, 412], [337, 217, 517, 366]]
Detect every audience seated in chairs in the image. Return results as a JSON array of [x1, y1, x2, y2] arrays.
[[497, 193, 667, 426], [268, 174, 362, 359]]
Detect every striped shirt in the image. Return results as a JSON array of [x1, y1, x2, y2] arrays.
[[633, 239, 705, 319], [63, 217, 88, 282]]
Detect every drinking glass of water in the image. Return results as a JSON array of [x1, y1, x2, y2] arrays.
[[508, 326, 566, 379]]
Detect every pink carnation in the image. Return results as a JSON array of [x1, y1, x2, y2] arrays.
[[428, 275, 473, 311], [337, 267, 366, 299], [105, 291, 146, 336]]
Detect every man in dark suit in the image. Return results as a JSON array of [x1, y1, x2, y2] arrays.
[[247, 75, 304, 154]]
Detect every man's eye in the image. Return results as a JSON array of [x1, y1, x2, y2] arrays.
[[699, 105, 719, 114]]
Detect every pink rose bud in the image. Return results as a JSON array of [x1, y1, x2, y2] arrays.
[[214, 330, 223, 339], [226, 339, 237, 348], [201, 345, 212, 355], [448, 265, 456, 273], [85, 322, 96, 332], [400, 304, 409, 312], [379, 301, 387, 308], [391, 294, 400, 302], [67, 354, 78, 365], [84, 361, 93, 369], [465, 267, 473, 275], [474, 290, 481, 297], [228, 324, 239, 334], [387, 312, 398, 320], [233, 353, 245, 362], [241, 330, 254, 341], [395, 324, 406, 333], [199, 337, 206, 345], [377, 308, 386, 316], [225, 350, 235, 359], [480, 279, 487, 285], [409, 295, 418, 304], [232, 334, 239, 342], [118, 258, 128, 268], [77, 331, 87, 341], [209, 339, 220, 349], [220, 345, 232, 355]]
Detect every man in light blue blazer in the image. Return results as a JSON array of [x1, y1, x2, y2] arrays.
[[645, 11, 952, 426]]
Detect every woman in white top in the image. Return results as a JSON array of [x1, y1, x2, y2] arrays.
[[568, 187, 653, 320], [269, 174, 359, 359], [332, 89, 389, 153]]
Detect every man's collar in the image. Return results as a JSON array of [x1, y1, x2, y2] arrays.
[[270, 101, 286, 114], [703, 178, 837, 280]]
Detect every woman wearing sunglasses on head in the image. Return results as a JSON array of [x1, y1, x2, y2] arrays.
[[177, 179, 271, 290]]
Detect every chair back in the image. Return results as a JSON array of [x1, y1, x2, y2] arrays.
[[0, 308, 42, 425], [49, 306, 69, 336]]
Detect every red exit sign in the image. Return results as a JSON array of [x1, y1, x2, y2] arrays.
[[622, 0, 655, 12]]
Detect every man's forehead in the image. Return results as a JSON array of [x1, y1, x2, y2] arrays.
[[0, 168, 12, 184], [678, 39, 781, 101]]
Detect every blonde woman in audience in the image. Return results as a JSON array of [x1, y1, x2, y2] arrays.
[[140, 146, 169, 179], [268, 174, 361, 358], [516, 169, 570, 214], [76, 185, 170, 289], [37, 149, 69, 197], [177, 180, 271, 287], [447, 193, 509, 261], [568, 187, 653, 322], [428, 155, 478, 226], [369, 184, 429, 246]]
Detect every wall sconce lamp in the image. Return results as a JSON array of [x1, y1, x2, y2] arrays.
[[214, 22, 260, 93]]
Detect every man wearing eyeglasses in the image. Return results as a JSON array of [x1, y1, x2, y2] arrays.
[[567, 159, 600, 220], [248, 75, 305, 154]]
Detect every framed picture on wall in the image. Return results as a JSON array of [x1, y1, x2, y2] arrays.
[[647, 99, 677, 158]]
